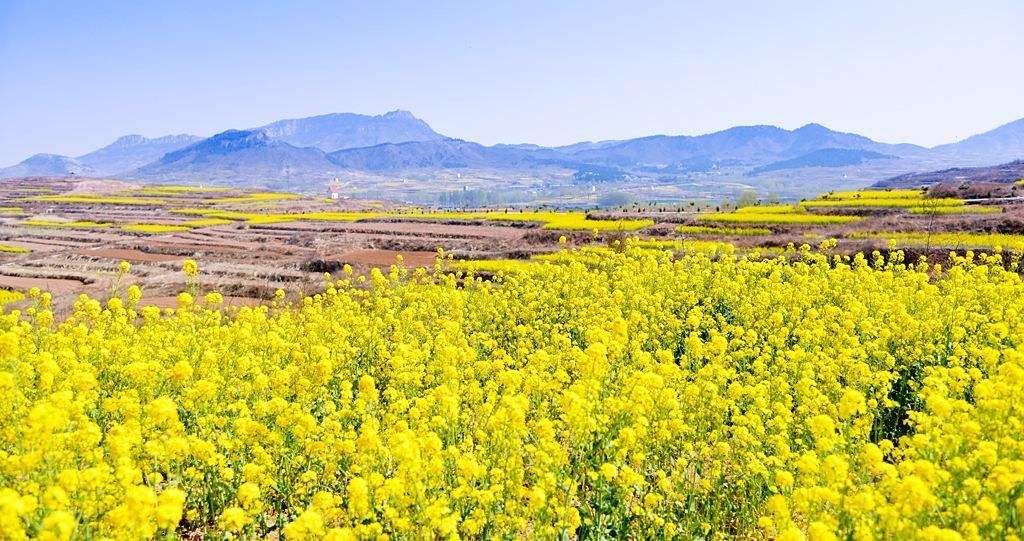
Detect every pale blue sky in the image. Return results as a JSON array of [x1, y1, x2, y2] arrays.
[[1, 0, 1021, 165]]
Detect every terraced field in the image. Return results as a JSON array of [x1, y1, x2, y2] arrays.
[[2, 179, 1023, 314]]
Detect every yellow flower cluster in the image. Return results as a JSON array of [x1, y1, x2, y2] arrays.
[[800, 189, 979, 211], [2, 246, 1024, 539], [121, 224, 192, 234], [699, 211, 861, 225], [20, 220, 112, 229], [453, 240, 734, 274], [0, 290, 24, 306], [734, 205, 802, 214], [856, 231, 1024, 253], [801, 198, 963, 209], [675, 225, 772, 236]]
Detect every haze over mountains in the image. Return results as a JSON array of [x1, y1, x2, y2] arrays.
[[2, 110, 1022, 201]]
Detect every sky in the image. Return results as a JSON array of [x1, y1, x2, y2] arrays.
[[1, 0, 1022, 165]]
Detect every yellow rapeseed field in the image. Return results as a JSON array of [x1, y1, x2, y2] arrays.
[[856, 231, 1024, 253], [801, 198, 964, 209], [20, 220, 112, 229], [698, 211, 861, 225], [2, 245, 1024, 540], [171, 209, 654, 231], [675, 225, 772, 236], [121, 224, 192, 234]]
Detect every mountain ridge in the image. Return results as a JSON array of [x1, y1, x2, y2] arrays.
[[931, 117, 1024, 165], [0, 154, 96, 178], [129, 129, 339, 183], [257, 110, 444, 153], [77, 133, 202, 175], [3, 112, 1023, 196], [749, 148, 898, 175]]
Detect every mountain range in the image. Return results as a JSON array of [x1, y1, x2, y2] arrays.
[[2, 110, 1022, 200]]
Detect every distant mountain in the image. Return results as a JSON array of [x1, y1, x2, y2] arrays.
[[259, 110, 443, 153], [873, 160, 1024, 189], [6, 110, 1024, 202], [0, 154, 94, 178], [932, 117, 1024, 165], [553, 139, 625, 153], [327, 138, 568, 171], [749, 148, 897, 175], [130, 129, 338, 182], [565, 123, 925, 168], [78, 134, 201, 175]]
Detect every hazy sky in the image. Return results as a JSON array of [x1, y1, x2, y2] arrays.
[[1, 0, 1022, 165]]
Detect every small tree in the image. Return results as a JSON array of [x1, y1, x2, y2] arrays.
[[736, 189, 759, 208]]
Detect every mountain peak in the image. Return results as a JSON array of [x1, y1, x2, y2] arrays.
[[216, 129, 271, 142], [258, 110, 443, 153], [382, 109, 415, 120], [107, 134, 199, 147], [795, 122, 830, 133], [0, 153, 93, 178], [160, 129, 272, 161], [112, 134, 147, 146], [131, 128, 336, 183]]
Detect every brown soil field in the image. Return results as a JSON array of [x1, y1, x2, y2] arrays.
[[65, 179, 141, 194], [0, 275, 87, 293], [337, 249, 439, 267]]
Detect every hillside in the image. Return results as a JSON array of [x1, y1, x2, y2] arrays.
[[873, 160, 1024, 188], [327, 138, 569, 171], [749, 148, 897, 175], [0, 154, 95, 178], [932, 117, 1024, 165], [130, 129, 339, 182]]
